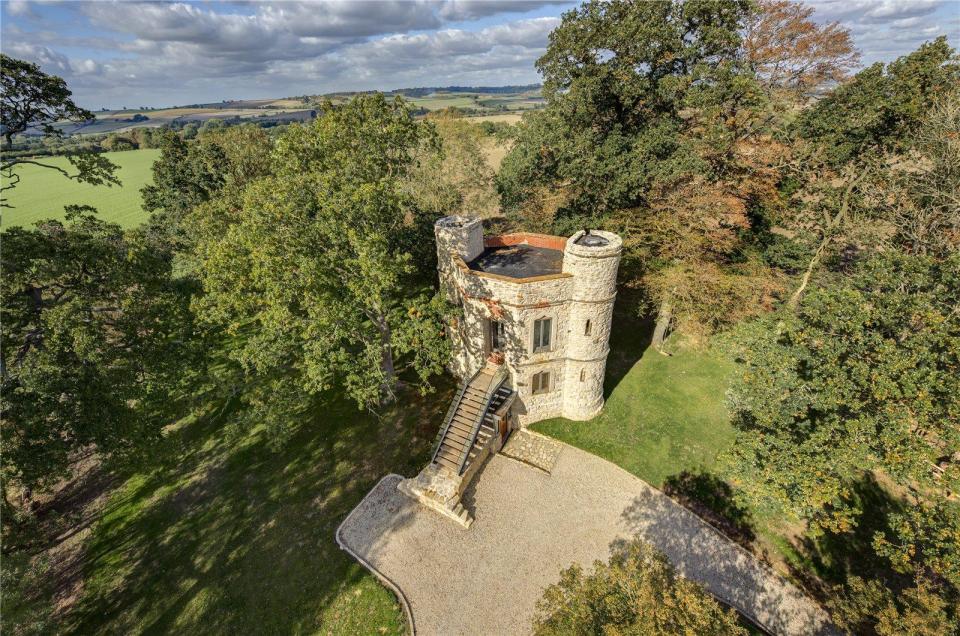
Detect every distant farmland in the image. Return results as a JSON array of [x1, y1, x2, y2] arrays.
[[37, 89, 540, 138], [3, 149, 160, 229]]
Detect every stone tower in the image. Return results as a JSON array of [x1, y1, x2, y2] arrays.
[[434, 216, 621, 427], [560, 230, 622, 421]]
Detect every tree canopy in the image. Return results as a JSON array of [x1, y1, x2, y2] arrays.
[[722, 252, 960, 629], [794, 37, 958, 167], [1, 209, 195, 492], [499, 0, 757, 222], [191, 95, 450, 440], [534, 538, 747, 635]]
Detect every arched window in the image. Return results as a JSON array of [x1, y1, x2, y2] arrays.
[[584, 319, 592, 336]]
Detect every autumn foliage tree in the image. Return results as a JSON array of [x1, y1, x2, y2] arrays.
[[743, 0, 859, 99]]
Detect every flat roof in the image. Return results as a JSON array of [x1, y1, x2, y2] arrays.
[[467, 244, 564, 279]]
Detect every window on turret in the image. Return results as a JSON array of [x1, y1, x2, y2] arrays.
[[532, 371, 551, 394], [533, 317, 552, 352], [580, 368, 585, 382], [584, 320, 592, 336]]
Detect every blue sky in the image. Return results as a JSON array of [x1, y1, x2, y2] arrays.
[[2, 0, 957, 110]]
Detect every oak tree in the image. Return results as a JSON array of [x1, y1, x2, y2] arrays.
[[1, 209, 195, 496], [192, 95, 451, 440], [534, 538, 747, 635], [722, 252, 960, 620]]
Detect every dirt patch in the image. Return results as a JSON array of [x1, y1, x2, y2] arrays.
[[9, 453, 119, 622]]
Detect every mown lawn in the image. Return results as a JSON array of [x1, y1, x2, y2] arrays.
[[3, 149, 159, 229], [61, 382, 452, 635], [534, 308, 737, 488]]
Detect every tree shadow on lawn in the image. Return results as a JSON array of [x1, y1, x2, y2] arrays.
[[663, 469, 756, 551], [63, 379, 453, 635]]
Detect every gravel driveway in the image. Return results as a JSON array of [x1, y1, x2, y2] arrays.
[[337, 442, 837, 636]]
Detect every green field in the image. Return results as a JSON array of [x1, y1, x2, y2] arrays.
[[3, 149, 160, 229]]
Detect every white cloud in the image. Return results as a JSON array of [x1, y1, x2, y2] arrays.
[[2, 0, 956, 108], [5, 0, 37, 18], [806, 0, 957, 64]]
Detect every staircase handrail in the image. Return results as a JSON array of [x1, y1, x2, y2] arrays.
[[456, 364, 508, 474], [430, 366, 483, 465]]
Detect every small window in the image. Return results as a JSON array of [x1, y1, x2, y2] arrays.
[[490, 320, 505, 352], [532, 371, 550, 395], [579, 368, 585, 382], [584, 320, 592, 336], [533, 317, 552, 352]]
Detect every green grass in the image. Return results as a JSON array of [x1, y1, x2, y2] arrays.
[[534, 312, 736, 487], [61, 382, 452, 635], [3, 149, 160, 229]]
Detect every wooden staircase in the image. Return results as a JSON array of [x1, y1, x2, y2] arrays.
[[431, 361, 509, 475]]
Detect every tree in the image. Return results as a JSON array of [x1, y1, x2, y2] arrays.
[[409, 109, 498, 219], [722, 252, 960, 618], [742, 0, 859, 100], [793, 37, 958, 168], [783, 38, 958, 307], [192, 95, 450, 440], [402, 109, 499, 269], [142, 125, 273, 251], [499, 0, 798, 346], [613, 175, 784, 349], [498, 0, 755, 222], [831, 577, 959, 636], [881, 91, 960, 258], [102, 134, 137, 151], [1, 208, 196, 499], [1, 55, 118, 207], [534, 538, 747, 635]]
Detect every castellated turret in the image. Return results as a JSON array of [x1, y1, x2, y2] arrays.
[[560, 230, 622, 420], [434, 216, 621, 427]]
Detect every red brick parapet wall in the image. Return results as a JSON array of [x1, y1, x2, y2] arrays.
[[484, 233, 567, 252]]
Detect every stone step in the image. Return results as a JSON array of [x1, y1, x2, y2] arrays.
[[434, 455, 458, 471], [449, 418, 476, 434]]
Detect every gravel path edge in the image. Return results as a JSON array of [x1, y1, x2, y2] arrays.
[[335, 473, 416, 636]]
